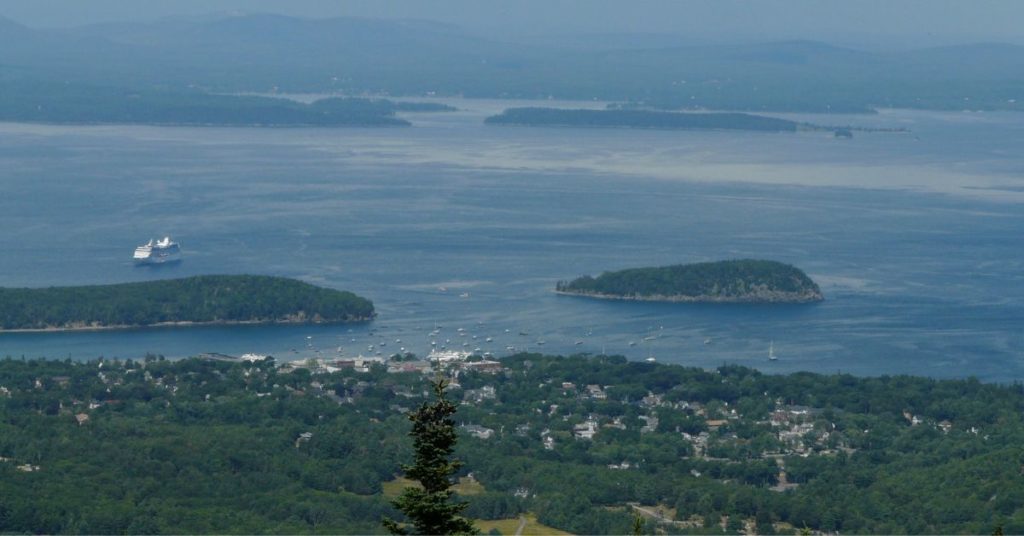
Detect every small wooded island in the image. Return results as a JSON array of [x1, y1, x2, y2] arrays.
[[556, 259, 823, 303], [485, 107, 801, 132], [0, 275, 374, 331]]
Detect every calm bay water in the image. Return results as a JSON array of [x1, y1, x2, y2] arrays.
[[0, 100, 1022, 380]]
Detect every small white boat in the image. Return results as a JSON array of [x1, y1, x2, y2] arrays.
[[768, 341, 778, 361]]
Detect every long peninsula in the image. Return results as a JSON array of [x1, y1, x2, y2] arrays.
[[0, 275, 374, 332], [557, 259, 823, 303]]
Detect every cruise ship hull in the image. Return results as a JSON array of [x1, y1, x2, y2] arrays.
[[133, 237, 181, 265], [134, 252, 182, 265]]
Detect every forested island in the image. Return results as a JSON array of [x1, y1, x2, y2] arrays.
[[0, 275, 374, 331], [1, 352, 1022, 534], [0, 83, 454, 127], [557, 260, 823, 303], [484, 108, 801, 132]]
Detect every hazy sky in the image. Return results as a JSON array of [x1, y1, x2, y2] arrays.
[[1, 0, 1022, 47]]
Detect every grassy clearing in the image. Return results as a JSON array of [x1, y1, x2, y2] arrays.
[[475, 514, 573, 535], [382, 475, 485, 497], [382, 479, 569, 534], [473, 517, 522, 534]]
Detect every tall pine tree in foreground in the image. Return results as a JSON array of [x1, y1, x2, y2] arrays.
[[384, 377, 478, 535]]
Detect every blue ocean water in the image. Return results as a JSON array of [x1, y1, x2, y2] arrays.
[[0, 101, 1022, 380]]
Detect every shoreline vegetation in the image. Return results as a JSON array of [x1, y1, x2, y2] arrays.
[[485, 107, 909, 134], [557, 259, 823, 304], [0, 275, 374, 332]]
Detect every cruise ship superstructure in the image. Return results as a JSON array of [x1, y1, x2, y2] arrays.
[[133, 236, 181, 264]]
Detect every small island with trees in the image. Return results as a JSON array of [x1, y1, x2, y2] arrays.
[[484, 107, 802, 132], [556, 259, 823, 303], [0, 275, 374, 331]]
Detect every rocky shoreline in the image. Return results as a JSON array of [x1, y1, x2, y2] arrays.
[[0, 316, 375, 334]]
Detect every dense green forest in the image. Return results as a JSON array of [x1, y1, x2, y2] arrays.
[[0, 275, 374, 330], [0, 353, 1022, 534], [557, 260, 823, 303], [0, 82, 456, 126], [485, 108, 801, 132]]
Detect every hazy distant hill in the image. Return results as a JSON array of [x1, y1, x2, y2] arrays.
[[42, 13, 549, 94], [1, 12, 1023, 112]]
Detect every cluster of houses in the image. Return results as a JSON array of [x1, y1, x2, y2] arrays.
[[6, 354, 976, 488], [447, 375, 868, 464], [902, 410, 965, 435], [459, 424, 495, 440], [280, 349, 507, 377], [767, 405, 827, 455], [0, 456, 39, 473]]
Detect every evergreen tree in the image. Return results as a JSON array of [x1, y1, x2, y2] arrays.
[[384, 377, 478, 535], [632, 514, 645, 535]]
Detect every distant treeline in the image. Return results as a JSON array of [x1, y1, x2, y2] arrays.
[[485, 107, 800, 132], [0, 275, 374, 330], [557, 259, 823, 303], [0, 82, 452, 126]]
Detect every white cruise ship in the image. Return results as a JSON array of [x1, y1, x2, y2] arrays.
[[133, 236, 181, 265]]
